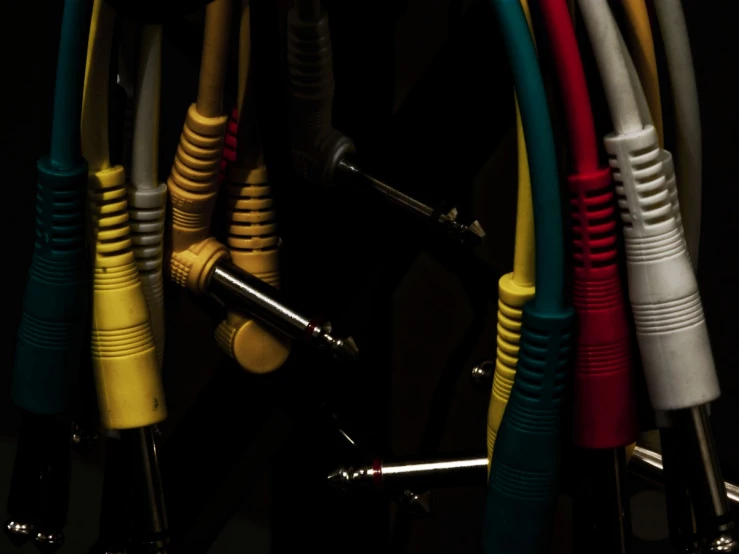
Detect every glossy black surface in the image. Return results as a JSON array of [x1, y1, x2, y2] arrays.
[[6, 412, 71, 551]]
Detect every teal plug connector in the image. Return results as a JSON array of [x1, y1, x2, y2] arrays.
[[12, 0, 91, 414], [483, 304, 573, 553], [482, 0, 573, 552]]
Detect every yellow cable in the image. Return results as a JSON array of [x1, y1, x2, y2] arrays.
[[83, 0, 166, 429], [166, 0, 232, 293], [197, 0, 231, 118], [81, 0, 112, 173], [487, 0, 536, 467], [621, 0, 664, 146], [213, 0, 292, 373]]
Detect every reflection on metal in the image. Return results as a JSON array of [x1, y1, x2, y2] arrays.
[[470, 360, 495, 390], [209, 262, 358, 360], [34, 530, 64, 547], [336, 157, 486, 246], [71, 421, 99, 448], [328, 455, 488, 493], [328, 447, 739, 508], [6, 520, 33, 537], [631, 446, 739, 505]]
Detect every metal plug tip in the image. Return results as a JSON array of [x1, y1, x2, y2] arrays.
[[6, 520, 33, 536], [707, 534, 739, 552], [470, 360, 494, 389], [336, 336, 359, 359], [465, 220, 486, 241], [33, 530, 64, 553], [327, 467, 352, 491], [400, 490, 433, 516]]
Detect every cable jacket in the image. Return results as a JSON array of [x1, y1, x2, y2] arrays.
[[50, 0, 89, 169], [538, 0, 599, 174], [653, 0, 702, 268], [197, 0, 232, 117], [490, 0, 564, 312], [129, 25, 167, 367], [81, 0, 113, 173], [487, 0, 536, 466], [575, 0, 643, 134], [131, 26, 162, 191], [621, 0, 664, 145], [511, 0, 535, 287]]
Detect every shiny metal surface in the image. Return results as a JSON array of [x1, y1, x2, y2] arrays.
[[688, 406, 738, 551], [34, 530, 64, 546], [127, 426, 169, 551], [328, 455, 488, 492], [398, 490, 432, 516], [210, 262, 310, 334], [336, 157, 485, 246], [631, 446, 739, 505], [209, 261, 358, 359], [71, 421, 99, 448], [690, 406, 732, 516], [6, 520, 33, 536], [470, 360, 494, 390]]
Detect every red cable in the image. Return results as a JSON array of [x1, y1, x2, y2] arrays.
[[539, 0, 599, 174], [538, 0, 638, 449]]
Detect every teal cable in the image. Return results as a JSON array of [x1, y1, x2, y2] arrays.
[[483, 1, 573, 552], [491, 0, 564, 313], [50, 0, 89, 170]]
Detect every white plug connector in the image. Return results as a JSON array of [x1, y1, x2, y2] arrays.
[[604, 125, 719, 411], [127, 183, 167, 367]]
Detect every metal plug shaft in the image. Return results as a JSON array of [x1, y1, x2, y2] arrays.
[[659, 407, 738, 552], [208, 260, 358, 360], [328, 455, 488, 493], [336, 157, 485, 247]]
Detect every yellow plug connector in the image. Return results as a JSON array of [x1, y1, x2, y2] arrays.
[[213, 1, 291, 373], [83, 0, 166, 429], [487, 104, 535, 462], [167, 0, 231, 291], [487, 0, 536, 466]]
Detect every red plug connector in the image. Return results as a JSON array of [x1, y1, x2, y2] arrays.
[[538, 0, 637, 450], [570, 168, 637, 449]]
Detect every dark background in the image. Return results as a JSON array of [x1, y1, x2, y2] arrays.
[[0, 0, 737, 552]]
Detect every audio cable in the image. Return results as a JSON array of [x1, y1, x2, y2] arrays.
[[615, 13, 703, 550], [486, 0, 536, 468], [287, 0, 484, 246], [619, 0, 664, 147], [6, 0, 91, 549], [213, 0, 292, 374], [653, 0, 702, 269], [536, 1, 638, 550], [165, 0, 356, 363], [128, 23, 167, 368], [326, 447, 739, 507], [82, 2, 170, 553], [576, 1, 736, 551], [482, 0, 573, 552]]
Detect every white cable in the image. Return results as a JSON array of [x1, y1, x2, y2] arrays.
[[131, 25, 161, 191], [575, 0, 643, 134], [617, 28, 685, 242], [578, 0, 719, 410], [128, 25, 167, 368], [653, 0, 702, 269]]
